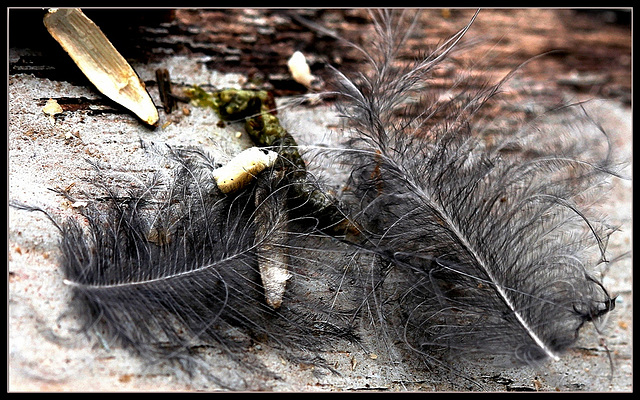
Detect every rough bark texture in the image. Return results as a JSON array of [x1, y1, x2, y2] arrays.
[[9, 9, 631, 100]]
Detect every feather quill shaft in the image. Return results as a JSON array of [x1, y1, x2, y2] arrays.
[[413, 183, 560, 362]]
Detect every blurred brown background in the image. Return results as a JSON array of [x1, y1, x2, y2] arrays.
[[9, 9, 631, 103]]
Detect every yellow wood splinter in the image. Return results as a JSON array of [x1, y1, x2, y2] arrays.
[[43, 8, 159, 126]]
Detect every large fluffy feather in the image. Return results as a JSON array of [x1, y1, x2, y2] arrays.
[[51, 147, 363, 388], [330, 10, 619, 366]]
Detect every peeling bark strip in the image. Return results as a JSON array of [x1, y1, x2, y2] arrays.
[[43, 8, 158, 125], [254, 176, 290, 309]]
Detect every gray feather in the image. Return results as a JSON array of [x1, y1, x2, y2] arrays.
[[332, 10, 619, 365]]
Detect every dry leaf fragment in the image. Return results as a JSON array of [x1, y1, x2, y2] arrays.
[[42, 98, 63, 125], [43, 8, 158, 126]]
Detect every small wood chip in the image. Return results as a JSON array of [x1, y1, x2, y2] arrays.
[[211, 147, 278, 193], [287, 51, 315, 88], [42, 98, 63, 125]]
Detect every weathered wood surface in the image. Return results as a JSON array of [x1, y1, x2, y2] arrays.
[[10, 9, 631, 100], [9, 8, 631, 392]]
